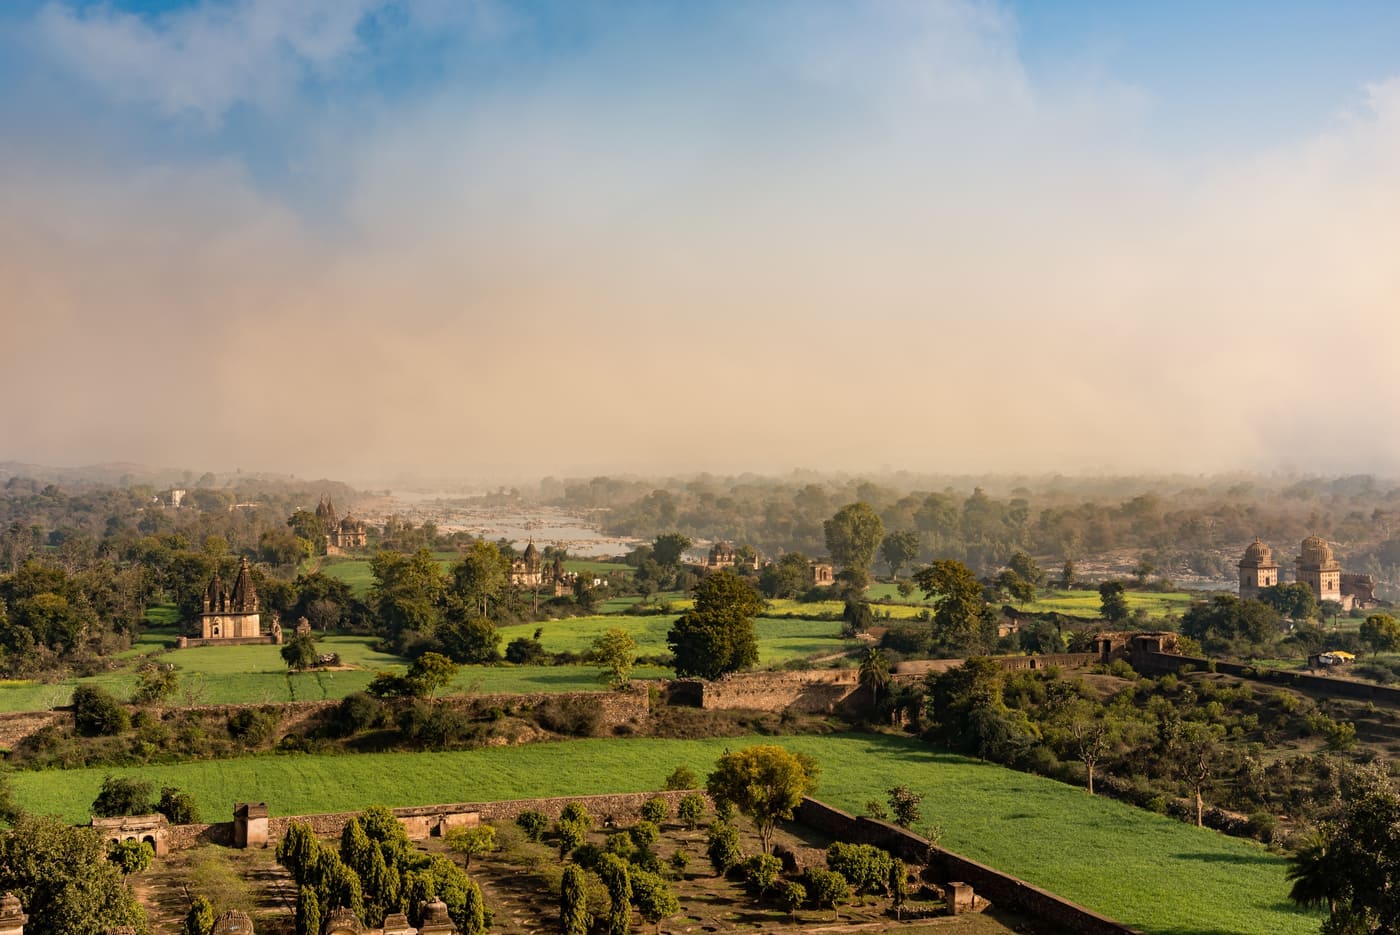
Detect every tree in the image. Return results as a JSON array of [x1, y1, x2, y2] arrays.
[[640, 797, 669, 824], [1070, 720, 1110, 795], [560, 864, 591, 935], [664, 766, 698, 790], [630, 869, 679, 933], [885, 785, 923, 829], [157, 786, 199, 824], [445, 825, 496, 870], [1177, 723, 1221, 827], [1059, 559, 1077, 590], [598, 853, 632, 935], [93, 775, 154, 817], [371, 548, 445, 640], [802, 867, 849, 920], [1098, 581, 1129, 623], [183, 895, 215, 935], [592, 628, 638, 690], [1360, 613, 1400, 657], [889, 859, 910, 920], [555, 818, 586, 860], [879, 531, 921, 579], [826, 842, 893, 896], [281, 631, 319, 671], [706, 745, 819, 853], [73, 684, 130, 736], [107, 838, 153, 877], [758, 552, 811, 599], [857, 648, 890, 709], [651, 533, 692, 569], [0, 813, 149, 933], [1258, 582, 1319, 621], [1007, 550, 1045, 589], [408, 652, 458, 698], [913, 560, 986, 645], [994, 568, 1036, 606], [294, 886, 321, 935], [824, 503, 884, 577], [436, 607, 501, 664], [132, 663, 179, 704], [667, 569, 763, 680], [705, 821, 743, 874], [677, 794, 706, 828]]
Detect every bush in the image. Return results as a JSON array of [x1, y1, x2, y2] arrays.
[[331, 692, 384, 736], [505, 637, 550, 665], [676, 793, 706, 828], [534, 697, 602, 737], [157, 786, 199, 824], [107, 838, 153, 876], [629, 820, 660, 851], [670, 848, 690, 874], [826, 842, 893, 896], [92, 775, 154, 817], [516, 810, 548, 842], [560, 802, 593, 829], [640, 796, 669, 824], [803, 867, 850, 916], [663, 765, 698, 790], [706, 821, 743, 875], [742, 853, 782, 895], [227, 708, 278, 745], [779, 880, 807, 916], [73, 685, 129, 737]]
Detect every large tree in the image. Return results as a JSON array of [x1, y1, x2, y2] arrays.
[[706, 745, 819, 853], [651, 533, 692, 569], [1097, 581, 1129, 623], [449, 541, 510, 619], [913, 559, 986, 645], [667, 569, 763, 680], [823, 503, 885, 577], [1360, 613, 1400, 657], [0, 814, 149, 933], [370, 548, 445, 640], [879, 530, 921, 579]]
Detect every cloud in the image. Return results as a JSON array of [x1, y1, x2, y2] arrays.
[[4, 1, 1400, 481], [33, 0, 391, 118]]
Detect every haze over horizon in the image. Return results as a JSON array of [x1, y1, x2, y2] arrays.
[[4, 1, 1400, 482]]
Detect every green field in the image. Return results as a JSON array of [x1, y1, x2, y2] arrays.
[[13, 732, 1316, 935], [499, 615, 850, 665]]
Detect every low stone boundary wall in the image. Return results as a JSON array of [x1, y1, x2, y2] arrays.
[[0, 710, 63, 750], [1137, 652, 1400, 705], [694, 670, 861, 713], [164, 789, 702, 851], [796, 798, 1143, 935]]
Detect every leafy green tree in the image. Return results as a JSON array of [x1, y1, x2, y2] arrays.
[[592, 628, 638, 690], [1360, 613, 1400, 657], [742, 853, 782, 895], [408, 652, 458, 698], [555, 818, 587, 860], [1059, 560, 1077, 589], [437, 607, 501, 664], [93, 775, 154, 817], [880, 530, 921, 579], [826, 842, 893, 896], [516, 810, 548, 842], [107, 839, 153, 877], [450, 541, 510, 619], [0, 813, 149, 933], [677, 794, 706, 828], [667, 569, 763, 680], [132, 662, 179, 704], [824, 502, 885, 577], [995, 568, 1036, 605], [183, 895, 215, 935], [758, 551, 811, 599], [1098, 581, 1129, 623], [598, 853, 632, 935], [281, 631, 319, 671], [802, 867, 850, 920], [370, 548, 445, 640], [294, 886, 321, 935], [73, 684, 130, 736], [651, 533, 692, 569], [1258, 582, 1319, 621], [706, 745, 819, 853], [287, 509, 326, 547], [664, 765, 698, 790], [560, 864, 591, 935], [157, 786, 199, 824], [640, 797, 669, 825], [445, 825, 496, 870], [779, 880, 806, 917], [913, 560, 986, 645], [885, 785, 923, 828], [705, 821, 742, 875], [889, 859, 910, 919], [630, 868, 679, 932]]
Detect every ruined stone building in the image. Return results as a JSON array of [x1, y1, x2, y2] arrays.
[[509, 540, 543, 587], [1239, 535, 1377, 611], [317, 496, 368, 555], [689, 541, 761, 575]]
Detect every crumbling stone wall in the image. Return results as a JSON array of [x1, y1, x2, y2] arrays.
[[695, 670, 861, 713], [0, 711, 63, 750]]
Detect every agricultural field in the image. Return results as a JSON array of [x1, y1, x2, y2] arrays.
[[499, 615, 851, 665], [14, 732, 1318, 935]]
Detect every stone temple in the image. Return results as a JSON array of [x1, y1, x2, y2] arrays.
[[1239, 535, 1376, 611]]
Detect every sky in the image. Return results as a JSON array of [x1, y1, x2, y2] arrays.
[[3, 0, 1400, 485]]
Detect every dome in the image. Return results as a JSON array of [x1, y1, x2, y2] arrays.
[[1240, 538, 1273, 565], [522, 540, 538, 561], [1299, 535, 1337, 568]]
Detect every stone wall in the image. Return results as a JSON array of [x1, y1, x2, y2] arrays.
[[696, 670, 861, 713], [795, 798, 1144, 935], [1137, 652, 1400, 705], [0, 711, 63, 750], [166, 790, 704, 851]]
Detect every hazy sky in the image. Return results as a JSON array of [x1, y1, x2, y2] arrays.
[[3, 1, 1400, 484]]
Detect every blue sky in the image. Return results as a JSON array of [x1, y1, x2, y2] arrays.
[[3, 1, 1400, 480]]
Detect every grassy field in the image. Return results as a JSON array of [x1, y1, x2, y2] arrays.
[[498, 615, 850, 665], [12, 732, 1316, 935]]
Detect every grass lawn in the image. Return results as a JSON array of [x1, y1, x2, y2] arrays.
[[499, 615, 851, 665], [13, 732, 1317, 935]]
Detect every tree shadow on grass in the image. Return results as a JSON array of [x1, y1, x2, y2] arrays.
[[1170, 851, 1284, 866]]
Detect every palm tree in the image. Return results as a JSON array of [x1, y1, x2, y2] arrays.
[[857, 647, 891, 712], [1287, 829, 1345, 918]]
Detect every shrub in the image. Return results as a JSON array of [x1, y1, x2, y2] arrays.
[[826, 842, 893, 896], [331, 692, 384, 736], [628, 819, 660, 851], [560, 802, 594, 830], [445, 825, 497, 869], [640, 796, 669, 824], [663, 765, 698, 790], [559, 864, 590, 935], [670, 848, 690, 874], [803, 867, 850, 918], [742, 853, 782, 895], [885, 785, 923, 828], [73, 685, 129, 737], [779, 880, 806, 917], [555, 818, 587, 860], [227, 708, 278, 745], [515, 810, 548, 842], [604, 832, 633, 861], [706, 821, 743, 875], [157, 786, 199, 824], [630, 868, 680, 929], [92, 775, 153, 817], [676, 793, 706, 829]]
